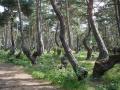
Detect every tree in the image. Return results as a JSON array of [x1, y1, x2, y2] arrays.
[[50, 0, 88, 80], [113, 0, 120, 36], [83, 0, 92, 60], [65, 0, 72, 49], [87, 0, 120, 79], [18, 0, 43, 64]]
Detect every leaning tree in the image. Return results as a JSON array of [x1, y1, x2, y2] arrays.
[[88, 0, 120, 79], [50, 0, 88, 80]]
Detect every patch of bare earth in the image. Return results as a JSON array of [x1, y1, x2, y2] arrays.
[[0, 64, 60, 90]]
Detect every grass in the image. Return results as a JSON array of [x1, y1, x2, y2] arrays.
[[0, 50, 119, 90]]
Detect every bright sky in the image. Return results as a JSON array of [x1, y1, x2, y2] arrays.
[[0, 1, 105, 13], [94, 2, 105, 13], [0, 6, 4, 13]]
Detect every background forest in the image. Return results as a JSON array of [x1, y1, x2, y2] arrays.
[[0, 0, 120, 90]]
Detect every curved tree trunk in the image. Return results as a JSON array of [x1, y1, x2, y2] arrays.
[[55, 22, 60, 47], [88, 0, 109, 60], [88, 0, 108, 78], [83, 21, 92, 60], [17, 0, 35, 64], [83, 35, 92, 60], [65, 0, 72, 49], [35, 0, 44, 55], [9, 16, 15, 55], [113, 0, 120, 36], [83, 0, 92, 60], [88, 0, 120, 79], [17, 0, 43, 65], [50, 0, 88, 80]]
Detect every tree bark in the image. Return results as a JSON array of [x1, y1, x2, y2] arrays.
[[17, 0, 37, 64], [9, 16, 15, 55], [65, 0, 72, 49], [4, 24, 8, 50], [93, 55, 120, 78], [88, 0, 120, 79], [50, 0, 88, 80], [83, 1, 93, 60], [83, 30, 92, 60], [88, 0, 109, 60], [76, 34, 81, 53], [55, 22, 60, 47], [35, 0, 44, 55], [113, 0, 120, 36]]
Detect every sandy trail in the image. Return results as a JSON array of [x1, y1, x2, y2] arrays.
[[0, 63, 59, 90]]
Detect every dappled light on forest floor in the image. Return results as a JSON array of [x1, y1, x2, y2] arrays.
[[0, 64, 59, 90]]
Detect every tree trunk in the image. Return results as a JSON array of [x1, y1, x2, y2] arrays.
[[83, 31, 92, 60], [76, 34, 81, 53], [93, 55, 120, 78], [113, 0, 120, 36], [55, 22, 60, 47], [83, 2, 93, 60], [4, 24, 8, 50], [35, 0, 44, 55], [9, 16, 15, 55], [65, 0, 72, 49], [17, 0, 44, 64], [88, 0, 109, 60], [17, 0, 37, 64], [88, 0, 120, 79], [117, 0, 120, 35], [50, 0, 88, 80]]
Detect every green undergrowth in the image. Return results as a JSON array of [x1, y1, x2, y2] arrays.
[[0, 50, 119, 90]]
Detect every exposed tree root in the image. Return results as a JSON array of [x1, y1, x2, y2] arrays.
[[93, 55, 120, 79]]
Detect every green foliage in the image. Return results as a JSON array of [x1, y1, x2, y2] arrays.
[[21, 0, 34, 17], [0, 0, 17, 9], [0, 50, 119, 90], [32, 71, 45, 79]]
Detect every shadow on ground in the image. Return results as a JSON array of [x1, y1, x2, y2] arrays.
[[0, 63, 59, 90]]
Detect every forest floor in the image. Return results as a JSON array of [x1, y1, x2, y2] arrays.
[[0, 63, 59, 90], [0, 51, 119, 90]]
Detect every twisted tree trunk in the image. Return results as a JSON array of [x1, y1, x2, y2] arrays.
[[55, 22, 60, 47], [9, 16, 15, 55], [88, 0, 120, 79], [17, 0, 43, 64], [83, 0, 92, 60], [50, 0, 88, 80], [65, 0, 72, 49], [83, 23, 92, 60]]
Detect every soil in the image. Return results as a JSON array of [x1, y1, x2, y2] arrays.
[[0, 63, 60, 90]]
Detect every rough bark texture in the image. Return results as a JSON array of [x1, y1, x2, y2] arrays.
[[83, 28, 92, 60], [88, 0, 109, 60], [76, 34, 81, 53], [35, 0, 44, 55], [88, 0, 120, 79], [9, 16, 15, 55], [4, 24, 8, 50], [93, 55, 120, 78], [113, 0, 120, 36], [50, 0, 88, 80], [55, 22, 60, 47], [83, 2, 93, 60], [17, 0, 36, 64], [65, 0, 72, 49]]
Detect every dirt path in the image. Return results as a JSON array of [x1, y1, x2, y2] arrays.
[[0, 63, 59, 90]]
